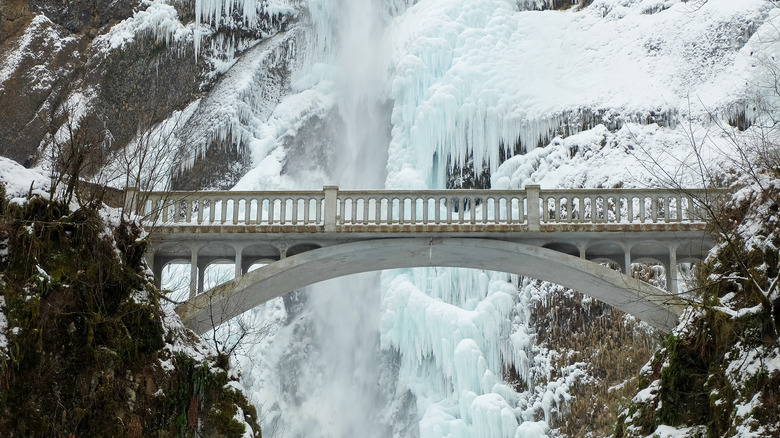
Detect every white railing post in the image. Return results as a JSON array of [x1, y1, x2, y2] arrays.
[[526, 185, 540, 231], [324, 186, 339, 231]]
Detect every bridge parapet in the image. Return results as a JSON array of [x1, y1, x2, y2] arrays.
[[125, 186, 719, 230]]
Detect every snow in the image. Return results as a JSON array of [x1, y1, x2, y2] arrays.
[[385, 0, 772, 188], [649, 424, 707, 438], [75, 0, 780, 436], [0, 14, 77, 94], [0, 157, 49, 199], [95, 1, 192, 50]]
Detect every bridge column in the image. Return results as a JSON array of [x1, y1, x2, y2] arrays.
[[667, 246, 678, 294], [198, 260, 206, 295], [189, 247, 198, 299], [624, 247, 632, 276], [235, 248, 243, 278], [526, 185, 540, 231], [324, 186, 339, 232]]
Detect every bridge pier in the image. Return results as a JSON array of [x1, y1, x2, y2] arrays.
[[668, 246, 678, 295], [624, 249, 632, 276], [235, 248, 243, 279], [190, 247, 199, 299]]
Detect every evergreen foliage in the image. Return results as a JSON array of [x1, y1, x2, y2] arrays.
[[618, 172, 780, 437], [0, 188, 261, 437]]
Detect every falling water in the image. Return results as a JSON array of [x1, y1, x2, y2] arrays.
[[333, 0, 391, 189], [246, 0, 394, 436], [303, 0, 392, 434]]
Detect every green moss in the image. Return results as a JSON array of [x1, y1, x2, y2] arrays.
[[0, 189, 261, 437]]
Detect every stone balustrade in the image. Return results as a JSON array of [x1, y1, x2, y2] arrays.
[[124, 186, 718, 230]]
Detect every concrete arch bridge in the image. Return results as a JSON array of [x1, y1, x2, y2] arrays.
[[124, 186, 722, 334]]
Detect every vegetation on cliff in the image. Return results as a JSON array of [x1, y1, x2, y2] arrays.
[[619, 143, 780, 436], [0, 179, 261, 437]]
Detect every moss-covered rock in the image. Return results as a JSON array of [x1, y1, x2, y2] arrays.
[[0, 188, 261, 437], [619, 181, 780, 437]]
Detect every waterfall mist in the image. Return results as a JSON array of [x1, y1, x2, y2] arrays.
[[333, 0, 391, 189], [302, 0, 393, 435], [252, 0, 395, 436]]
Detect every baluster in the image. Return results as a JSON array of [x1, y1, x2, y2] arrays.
[[290, 198, 298, 225], [569, 195, 577, 222], [173, 199, 181, 223], [600, 195, 606, 222], [446, 197, 453, 224], [280, 198, 288, 225], [469, 196, 476, 224], [218, 198, 226, 224], [162, 199, 170, 222], [651, 196, 658, 223], [519, 196, 526, 223], [205, 198, 213, 223], [639, 196, 646, 223], [363, 198, 369, 225], [684, 195, 692, 222], [195, 199, 203, 224], [183, 198, 190, 223], [350, 198, 357, 225], [233, 198, 240, 224], [568, 196, 575, 223], [588, 195, 595, 223]]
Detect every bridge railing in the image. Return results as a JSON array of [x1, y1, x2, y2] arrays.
[[538, 188, 715, 224], [334, 189, 527, 227], [127, 190, 327, 226], [125, 186, 720, 229]]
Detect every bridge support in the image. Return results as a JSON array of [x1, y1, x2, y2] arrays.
[[324, 186, 338, 232], [176, 238, 690, 334], [668, 246, 678, 295], [526, 185, 540, 231], [190, 247, 199, 299]]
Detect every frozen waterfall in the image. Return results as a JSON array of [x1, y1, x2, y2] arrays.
[[172, 0, 777, 436]]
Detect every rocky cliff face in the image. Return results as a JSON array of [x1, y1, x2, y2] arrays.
[[0, 0, 295, 188]]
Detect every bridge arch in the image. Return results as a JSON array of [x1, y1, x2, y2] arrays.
[[176, 238, 688, 335]]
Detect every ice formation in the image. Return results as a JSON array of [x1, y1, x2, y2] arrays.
[[133, 0, 780, 436]]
